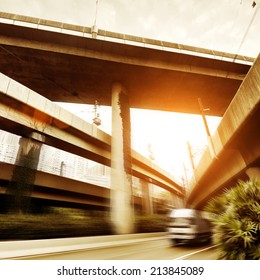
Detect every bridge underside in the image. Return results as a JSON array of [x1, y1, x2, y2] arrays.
[[187, 54, 260, 209], [0, 162, 170, 213], [0, 19, 251, 116]]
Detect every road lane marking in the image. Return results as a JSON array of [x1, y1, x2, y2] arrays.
[[173, 245, 218, 260]]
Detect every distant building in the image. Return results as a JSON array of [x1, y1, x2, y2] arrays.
[[0, 130, 19, 164], [0, 130, 155, 196], [0, 129, 110, 187]]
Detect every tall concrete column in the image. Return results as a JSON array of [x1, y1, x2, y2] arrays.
[[141, 179, 153, 215], [5, 132, 44, 214], [110, 82, 134, 234], [171, 193, 184, 208], [246, 167, 260, 180]]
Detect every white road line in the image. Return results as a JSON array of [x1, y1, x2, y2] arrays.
[[173, 245, 218, 260]]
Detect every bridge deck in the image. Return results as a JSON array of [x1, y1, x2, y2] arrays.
[[0, 72, 183, 197], [187, 54, 260, 208], [0, 12, 253, 116]]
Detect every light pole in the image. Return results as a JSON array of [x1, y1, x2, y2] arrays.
[[198, 98, 216, 158]]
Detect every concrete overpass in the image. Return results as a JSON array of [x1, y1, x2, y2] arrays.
[[0, 12, 255, 233], [1, 161, 169, 213], [0, 161, 174, 214], [0, 73, 183, 205], [0, 12, 253, 116], [187, 54, 260, 209], [0, 162, 111, 211]]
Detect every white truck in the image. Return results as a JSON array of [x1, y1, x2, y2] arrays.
[[167, 208, 212, 246]]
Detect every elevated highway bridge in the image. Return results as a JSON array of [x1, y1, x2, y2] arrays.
[[0, 72, 182, 210], [187, 54, 260, 208], [0, 12, 257, 233], [0, 12, 253, 116]]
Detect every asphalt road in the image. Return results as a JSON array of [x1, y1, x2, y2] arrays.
[[19, 238, 219, 260]]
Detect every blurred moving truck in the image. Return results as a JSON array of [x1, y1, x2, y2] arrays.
[[167, 208, 212, 246]]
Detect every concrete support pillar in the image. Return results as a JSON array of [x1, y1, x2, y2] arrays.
[[5, 132, 44, 214], [110, 82, 134, 234], [170, 193, 177, 208], [170, 193, 184, 209], [246, 167, 260, 180], [141, 180, 153, 215]]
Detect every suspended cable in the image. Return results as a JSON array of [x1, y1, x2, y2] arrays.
[[233, 1, 259, 61], [93, 0, 99, 27], [91, 0, 99, 38]]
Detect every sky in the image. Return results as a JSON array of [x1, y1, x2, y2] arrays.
[[0, 0, 259, 184], [0, 0, 259, 56], [58, 102, 220, 185]]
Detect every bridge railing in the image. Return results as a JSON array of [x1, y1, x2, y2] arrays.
[[0, 12, 254, 65]]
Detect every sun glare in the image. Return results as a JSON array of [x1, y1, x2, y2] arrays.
[[57, 102, 221, 183], [130, 109, 221, 181]]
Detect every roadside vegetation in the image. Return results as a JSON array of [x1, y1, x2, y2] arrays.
[[0, 207, 167, 240], [0, 208, 112, 240], [205, 180, 260, 260], [135, 214, 168, 233]]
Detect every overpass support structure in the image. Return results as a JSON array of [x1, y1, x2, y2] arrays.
[[111, 82, 134, 234], [0, 72, 183, 223], [141, 180, 153, 215], [187, 54, 260, 208], [246, 167, 260, 180]]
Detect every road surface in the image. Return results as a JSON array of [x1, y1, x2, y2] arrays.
[[17, 238, 219, 260]]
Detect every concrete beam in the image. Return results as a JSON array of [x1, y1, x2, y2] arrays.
[[0, 13, 252, 116], [0, 162, 145, 210], [187, 54, 260, 208], [0, 73, 183, 197]]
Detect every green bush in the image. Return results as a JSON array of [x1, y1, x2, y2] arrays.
[[0, 207, 168, 240], [0, 208, 113, 240], [135, 214, 168, 233], [205, 180, 260, 260]]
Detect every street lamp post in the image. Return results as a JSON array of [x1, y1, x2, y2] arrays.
[[198, 98, 216, 158]]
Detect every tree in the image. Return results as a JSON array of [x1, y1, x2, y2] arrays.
[[205, 180, 260, 260]]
